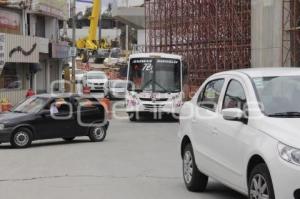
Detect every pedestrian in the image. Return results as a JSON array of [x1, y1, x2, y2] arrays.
[[25, 88, 35, 98]]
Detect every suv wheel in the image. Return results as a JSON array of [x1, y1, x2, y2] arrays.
[[183, 144, 208, 192], [249, 164, 275, 199], [89, 126, 106, 142], [11, 128, 32, 148]]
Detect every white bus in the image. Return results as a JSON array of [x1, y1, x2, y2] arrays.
[[126, 53, 185, 121]]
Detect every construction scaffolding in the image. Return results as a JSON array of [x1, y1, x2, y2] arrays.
[[282, 0, 300, 67], [145, 0, 251, 93]]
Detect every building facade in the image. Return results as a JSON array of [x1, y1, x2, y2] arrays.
[[112, 0, 145, 51], [0, 0, 70, 104]]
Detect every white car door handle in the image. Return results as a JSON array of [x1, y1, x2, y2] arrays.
[[212, 128, 219, 135]]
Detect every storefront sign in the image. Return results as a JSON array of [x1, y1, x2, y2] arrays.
[[0, 8, 21, 34], [0, 33, 5, 69], [37, 37, 49, 54], [31, 0, 70, 20], [49, 42, 70, 59], [0, 0, 28, 8], [69, 47, 77, 57]]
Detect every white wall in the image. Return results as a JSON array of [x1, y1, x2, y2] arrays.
[[29, 15, 36, 36], [29, 15, 59, 42], [251, 0, 283, 67], [64, 28, 121, 42], [117, 0, 144, 7], [137, 29, 145, 45], [45, 17, 59, 42]]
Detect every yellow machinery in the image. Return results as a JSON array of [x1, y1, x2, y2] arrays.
[[76, 0, 109, 62]]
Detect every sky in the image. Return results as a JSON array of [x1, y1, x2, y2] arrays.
[[76, 0, 116, 14]]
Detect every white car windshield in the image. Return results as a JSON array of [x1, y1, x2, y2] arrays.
[[110, 81, 128, 88], [87, 73, 107, 80], [252, 76, 300, 117]]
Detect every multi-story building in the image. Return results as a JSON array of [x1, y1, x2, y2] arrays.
[[112, 0, 145, 52], [0, 0, 70, 104]]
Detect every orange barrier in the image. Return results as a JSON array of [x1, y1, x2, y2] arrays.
[[0, 103, 12, 112], [83, 86, 91, 94]]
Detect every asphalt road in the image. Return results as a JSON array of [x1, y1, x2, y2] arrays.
[[0, 112, 246, 199]]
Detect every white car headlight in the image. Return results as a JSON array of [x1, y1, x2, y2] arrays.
[[278, 142, 300, 165], [0, 124, 5, 130]]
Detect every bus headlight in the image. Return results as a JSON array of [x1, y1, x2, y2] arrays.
[[127, 94, 139, 107], [172, 94, 182, 107], [172, 94, 180, 100]]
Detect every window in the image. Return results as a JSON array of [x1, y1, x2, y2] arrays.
[[47, 98, 72, 115], [0, 63, 24, 90], [198, 79, 225, 111], [75, 97, 100, 109], [36, 16, 45, 37], [12, 97, 48, 114], [223, 80, 247, 110]]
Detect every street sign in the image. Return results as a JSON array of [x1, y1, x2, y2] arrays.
[[0, 33, 5, 69], [69, 47, 77, 57]]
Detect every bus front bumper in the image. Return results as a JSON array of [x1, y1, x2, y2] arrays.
[[126, 101, 181, 114]]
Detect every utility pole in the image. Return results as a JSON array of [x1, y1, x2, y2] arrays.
[[125, 0, 129, 53], [98, 0, 102, 47], [71, 0, 76, 93]]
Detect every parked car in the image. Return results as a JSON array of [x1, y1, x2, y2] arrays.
[[178, 68, 300, 199], [82, 71, 109, 95], [0, 94, 109, 148], [108, 80, 128, 99], [94, 49, 110, 64], [103, 48, 126, 67]]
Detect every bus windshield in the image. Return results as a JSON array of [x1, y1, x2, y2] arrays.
[[128, 58, 181, 93]]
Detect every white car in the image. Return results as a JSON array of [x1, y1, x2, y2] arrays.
[[103, 48, 126, 67], [82, 71, 109, 95], [108, 80, 128, 99], [178, 68, 300, 199]]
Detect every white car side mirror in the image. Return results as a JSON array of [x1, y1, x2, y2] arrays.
[[222, 108, 247, 123]]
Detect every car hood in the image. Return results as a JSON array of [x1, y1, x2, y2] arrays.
[[0, 112, 29, 124], [253, 117, 300, 148], [87, 79, 107, 84]]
